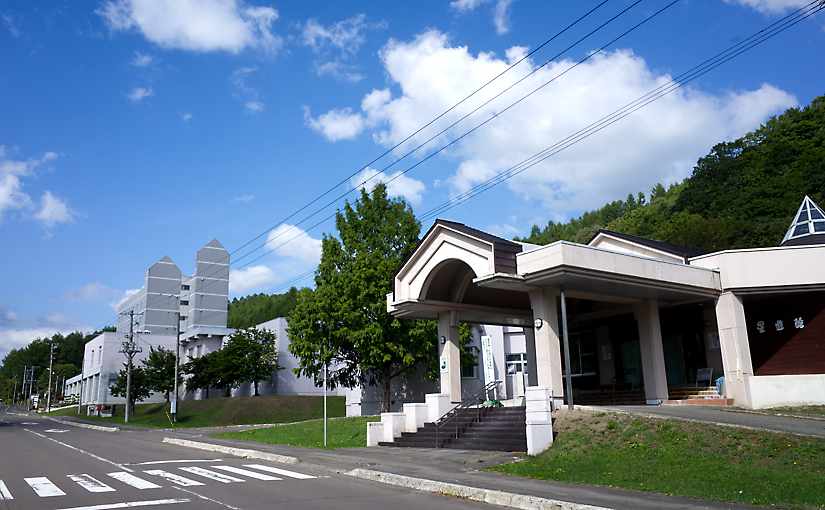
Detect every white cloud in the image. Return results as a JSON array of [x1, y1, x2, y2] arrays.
[[35, 191, 74, 227], [97, 0, 282, 53], [300, 14, 384, 83], [128, 86, 153, 102], [0, 325, 90, 360], [314, 61, 364, 83], [724, 0, 809, 14], [303, 106, 365, 142], [266, 224, 322, 262], [351, 167, 426, 205], [326, 31, 797, 216], [0, 147, 71, 228], [65, 282, 115, 301], [0, 306, 16, 326], [233, 193, 255, 203], [244, 100, 265, 113], [493, 0, 513, 35], [2, 13, 21, 38], [449, 0, 513, 34], [181, 112, 193, 122], [111, 288, 141, 311], [229, 265, 277, 293], [131, 51, 153, 66]]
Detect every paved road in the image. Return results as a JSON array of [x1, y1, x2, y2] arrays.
[[609, 405, 825, 438], [0, 410, 493, 510]]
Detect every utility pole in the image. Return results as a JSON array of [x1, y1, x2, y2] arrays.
[[11, 379, 17, 407], [46, 341, 56, 413], [120, 310, 143, 424], [172, 309, 180, 423]]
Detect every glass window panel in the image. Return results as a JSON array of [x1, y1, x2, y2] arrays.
[[793, 223, 809, 236], [815, 221, 825, 233], [811, 208, 824, 220], [798, 209, 810, 222]]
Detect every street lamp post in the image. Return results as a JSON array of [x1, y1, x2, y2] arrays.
[[157, 292, 181, 424]]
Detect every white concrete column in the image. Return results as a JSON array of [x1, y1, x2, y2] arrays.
[[437, 311, 462, 403], [525, 386, 553, 455], [634, 300, 669, 404], [715, 292, 754, 407], [528, 288, 563, 403], [523, 326, 539, 387]]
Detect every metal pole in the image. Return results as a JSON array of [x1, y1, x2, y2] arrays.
[[46, 342, 55, 413], [323, 353, 328, 448], [11, 379, 17, 407], [78, 366, 84, 415], [125, 310, 134, 424], [171, 309, 180, 423], [559, 289, 574, 410]]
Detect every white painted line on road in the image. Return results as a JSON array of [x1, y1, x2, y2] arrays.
[[24, 428, 134, 473], [22, 421, 39, 425], [54, 498, 190, 510], [68, 474, 116, 493], [212, 465, 280, 481], [107, 472, 161, 490], [179, 466, 244, 483], [129, 459, 222, 466], [45, 429, 71, 433], [0, 480, 13, 500], [171, 486, 241, 510], [243, 464, 316, 479], [143, 470, 204, 487], [24, 476, 66, 497]]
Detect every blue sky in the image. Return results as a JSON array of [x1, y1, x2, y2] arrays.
[[1, 0, 823, 357]]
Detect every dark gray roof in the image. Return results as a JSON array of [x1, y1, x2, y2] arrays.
[[431, 220, 523, 274], [591, 229, 705, 261]]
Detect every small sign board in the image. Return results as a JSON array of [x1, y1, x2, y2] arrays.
[[480, 335, 496, 399]]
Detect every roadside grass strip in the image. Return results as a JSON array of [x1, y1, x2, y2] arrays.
[[142, 470, 204, 487], [67, 474, 116, 493], [25, 476, 67, 497], [107, 472, 161, 490], [211, 465, 280, 480], [0, 480, 13, 500], [179, 466, 244, 483]]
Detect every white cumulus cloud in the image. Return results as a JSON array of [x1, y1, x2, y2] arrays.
[[131, 51, 153, 67], [128, 86, 153, 102], [351, 167, 426, 206], [303, 106, 366, 142], [266, 224, 322, 262], [229, 265, 277, 293], [321, 30, 797, 216], [724, 0, 810, 14], [111, 288, 141, 311], [35, 191, 74, 227], [97, 0, 282, 53], [450, 0, 514, 34], [0, 147, 72, 229]]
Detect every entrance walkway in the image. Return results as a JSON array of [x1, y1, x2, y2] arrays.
[[605, 405, 825, 438]]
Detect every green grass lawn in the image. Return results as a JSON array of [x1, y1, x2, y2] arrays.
[[48, 395, 346, 429], [214, 416, 379, 449], [490, 411, 825, 509]]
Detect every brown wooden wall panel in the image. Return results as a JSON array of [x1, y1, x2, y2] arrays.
[[744, 292, 825, 376]]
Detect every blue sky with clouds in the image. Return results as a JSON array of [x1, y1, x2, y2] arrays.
[[1, 0, 823, 357]]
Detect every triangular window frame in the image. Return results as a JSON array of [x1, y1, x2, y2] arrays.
[[782, 196, 825, 244]]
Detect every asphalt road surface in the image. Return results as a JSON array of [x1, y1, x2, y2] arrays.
[[0, 410, 493, 510]]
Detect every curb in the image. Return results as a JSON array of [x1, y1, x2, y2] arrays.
[[45, 416, 119, 432], [345, 468, 611, 510], [720, 407, 825, 422], [162, 437, 299, 465]]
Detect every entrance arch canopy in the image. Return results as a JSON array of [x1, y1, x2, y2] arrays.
[[388, 220, 532, 327]]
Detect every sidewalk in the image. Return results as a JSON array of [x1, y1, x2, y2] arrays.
[[165, 428, 755, 510]]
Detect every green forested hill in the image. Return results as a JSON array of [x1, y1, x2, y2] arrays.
[[227, 288, 301, 329], [520, 95, 825, 252]]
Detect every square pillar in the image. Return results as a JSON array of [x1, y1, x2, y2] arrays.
[[528, 288, 563, 404], [525, 386, 554, 455], [437, 311, 462, 403], [523, 327, 539, 387], [634, 300, 669, 404], [715, 292, 754, 407]]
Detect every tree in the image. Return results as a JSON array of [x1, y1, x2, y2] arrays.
[[288, 184, 436, 412], [110, 365, 151, 414], [143, 347, 179, 403], [228, 288, 301, 328], [182, 354, 218, 399], [220, 328, 280, 396]]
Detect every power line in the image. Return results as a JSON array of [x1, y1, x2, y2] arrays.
[[417, 0, 825, 222], [225, 0, 615, 264], [232, 0, 678, 273]]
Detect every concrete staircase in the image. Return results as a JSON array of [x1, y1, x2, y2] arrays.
[[665, 386, 733, 406], [379, 407, 527, 452]]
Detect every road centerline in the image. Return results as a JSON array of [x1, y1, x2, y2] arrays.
[[23, 428, 134, 473]]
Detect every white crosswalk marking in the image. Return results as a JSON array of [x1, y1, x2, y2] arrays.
[[25, 477, 66, 497], [0, 480, 13, 500], [179, 466, 244, 483], [211, 465, 280, 481], [107, 472, 161, 490], [243, 464, 316, 479], [143, 470, 204, 487], [68, 474, 116, 493]]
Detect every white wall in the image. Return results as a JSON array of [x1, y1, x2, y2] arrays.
[[746, 374, 825, 409]]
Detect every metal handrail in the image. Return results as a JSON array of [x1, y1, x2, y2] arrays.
[[434, 380, 501, 448]]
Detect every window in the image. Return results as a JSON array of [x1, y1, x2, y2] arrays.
[[180, 300, 189, 306], [506, 353, 527, 375], [461, 361, 478, 379], [181, 284, 190, 291], [179, 315, 187, 321]]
